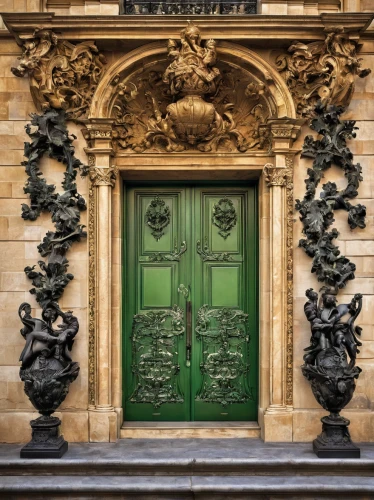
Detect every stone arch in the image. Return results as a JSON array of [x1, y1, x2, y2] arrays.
[[89, 40, 296, 121]]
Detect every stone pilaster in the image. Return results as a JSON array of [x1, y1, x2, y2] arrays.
[[262, 119, 301, 442], [84, 119, 119, 442]]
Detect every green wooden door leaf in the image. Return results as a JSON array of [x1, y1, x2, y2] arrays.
[[124, 185, 258, 422]]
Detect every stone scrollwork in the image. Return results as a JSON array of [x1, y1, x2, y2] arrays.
[[12, 29, 106, 120], [112, 23, 271, 154], [276, 27, 371, 117]]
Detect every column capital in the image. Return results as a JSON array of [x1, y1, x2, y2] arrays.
[[263, 160, 293, 187], [89, 166, 118, 188]]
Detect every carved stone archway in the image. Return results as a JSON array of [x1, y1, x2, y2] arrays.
[[84, 38, 301, 441]]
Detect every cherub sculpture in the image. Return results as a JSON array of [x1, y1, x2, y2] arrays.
[[303, 288, 362, 368], [19, 302, 79, 370], [18, 301, 79, 420]]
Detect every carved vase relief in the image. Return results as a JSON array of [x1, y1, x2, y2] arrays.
[[111, 23, 272, 153]]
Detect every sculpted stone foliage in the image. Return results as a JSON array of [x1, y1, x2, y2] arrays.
[[111, 23, 271, 153], [298, 103, 366, 458], [12, 29, 106, 120], [19, 108, 88, 457], [276, 27, 371, 117]]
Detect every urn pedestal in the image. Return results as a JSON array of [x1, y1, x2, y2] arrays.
[[313, 414, 360, 458], [20, 416, 68, 459]]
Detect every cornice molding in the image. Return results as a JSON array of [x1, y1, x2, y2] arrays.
[[1, 13, 373, 45]]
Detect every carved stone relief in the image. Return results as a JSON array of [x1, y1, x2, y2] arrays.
[[276, 27, 371, 117], [11, 29, 106, 120], [111, 24, 272, 153]]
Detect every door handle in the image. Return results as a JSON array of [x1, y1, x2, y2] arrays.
[[178, 284, 192, 367]]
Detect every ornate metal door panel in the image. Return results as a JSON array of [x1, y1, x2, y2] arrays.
[[124, 188, 190, 421], [192, 188, 258, 421], [124, 186, 258, 421]]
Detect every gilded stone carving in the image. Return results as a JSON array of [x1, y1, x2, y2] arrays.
[[285, 155, 294, 407], [12, 29, 106, 120], [276, 27, 371, 117], [195, 305, 253, 407], [89, 166, 118, 187], [112, 23, 271, 153]]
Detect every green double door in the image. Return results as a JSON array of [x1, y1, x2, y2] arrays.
[[123, 185, 258, 421]]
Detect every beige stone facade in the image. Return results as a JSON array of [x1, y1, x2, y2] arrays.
[[0, 3, 373, 444]]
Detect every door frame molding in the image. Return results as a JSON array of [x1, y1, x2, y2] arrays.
[[83, 41, 302, 442]]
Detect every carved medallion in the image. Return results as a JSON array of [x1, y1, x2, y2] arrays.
[[212, 198, 237, 239], [195, 305, 252, 407], [129, 305, 185, 408], [145, 195, 171, 241]]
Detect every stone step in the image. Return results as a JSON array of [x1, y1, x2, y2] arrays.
[[1, 439, 374, 478], [1, 475, 374, 499], [120, 421, 261, 439]]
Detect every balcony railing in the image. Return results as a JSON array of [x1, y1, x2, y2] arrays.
[[120, 1, 257, 15]]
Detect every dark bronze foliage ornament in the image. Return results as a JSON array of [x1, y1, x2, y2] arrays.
[[195, 306, 252, 407], [212, 197, 237, 239], [297, 103, 366, 458], [145, 195, 171, 241], [19, 108, 88, 458]]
